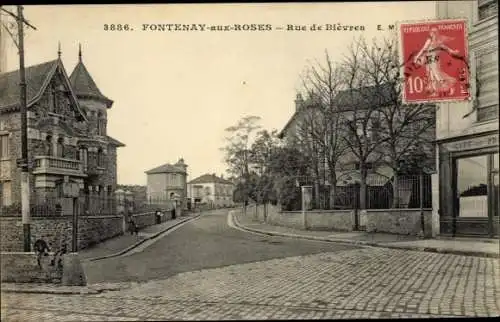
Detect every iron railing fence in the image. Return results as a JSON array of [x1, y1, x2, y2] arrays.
[[276, 174, 432, 211]]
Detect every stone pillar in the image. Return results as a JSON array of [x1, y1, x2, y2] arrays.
[[301, 185, 313, 230], [431, 173, 440, 238]]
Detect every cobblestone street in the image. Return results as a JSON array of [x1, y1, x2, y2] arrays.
[[2, 247, 499, 320]]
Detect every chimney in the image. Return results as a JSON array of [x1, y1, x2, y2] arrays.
[[295, 93, 304, 112]]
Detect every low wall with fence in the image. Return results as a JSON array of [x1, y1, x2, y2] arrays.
[[365, 209, 432, 237], [245, 204, 432, 236]]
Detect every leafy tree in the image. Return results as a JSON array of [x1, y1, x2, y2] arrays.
[[221, 115, 262, 206], [267, 146, 309, 210]]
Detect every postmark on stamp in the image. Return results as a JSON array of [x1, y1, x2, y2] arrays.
[[398, 19, 470, 104]]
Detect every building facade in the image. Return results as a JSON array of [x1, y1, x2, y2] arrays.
[[434, 0, 498, 237], [145, 158, 188, 209], [0, 50, 125, 215], [187, 173, 235, 208], [279, 88, 435, 208]]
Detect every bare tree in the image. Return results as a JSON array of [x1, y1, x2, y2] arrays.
[[338, 36, 392, 209], [352, 36, 436, 208], [298, 50, 350, 208]]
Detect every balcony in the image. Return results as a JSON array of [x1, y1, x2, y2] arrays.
[[32, 156, 86, 177]]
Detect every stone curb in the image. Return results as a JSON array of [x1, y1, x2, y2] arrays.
[[0, 283, 134, 295], [85, 214, 201, 262], [231, 213, 499, 259]]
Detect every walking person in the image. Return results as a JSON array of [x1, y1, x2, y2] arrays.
[[128, 217, 139, 236], [34, 239, 50, 269]]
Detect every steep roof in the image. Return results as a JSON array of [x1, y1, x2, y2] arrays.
[[106, 135, 126, 147], [278, 83, 397, 138], [145, 163, 186, 174], [188, 173, 234, 185], [0, 59, 87, 121], [333, 83, 397, 110], [69, 60, 113, 108]]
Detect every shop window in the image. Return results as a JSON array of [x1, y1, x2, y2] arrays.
[[456, 156, 488, 218]]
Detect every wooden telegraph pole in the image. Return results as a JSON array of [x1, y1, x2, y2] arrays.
[[1, 5, 37, 251], [17, 5, 31, 252]]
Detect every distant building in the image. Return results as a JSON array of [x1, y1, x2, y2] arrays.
[[187, 173, 235, 208], [145, 158, 188, 209]]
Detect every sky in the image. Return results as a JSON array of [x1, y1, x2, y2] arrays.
[[1, 2, 436, 185]]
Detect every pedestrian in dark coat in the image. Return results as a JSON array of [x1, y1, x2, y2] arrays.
[[34, 239, 50, 268], [129, 218, 139, 235]]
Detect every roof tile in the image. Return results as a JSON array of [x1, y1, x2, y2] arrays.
[[69, 61, 112, 106], [0, 60, 58, 109]]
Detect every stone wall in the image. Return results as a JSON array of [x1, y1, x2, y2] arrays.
[[266, 210, 304, 230], [365, 209, 433, 237], [305, 210, 355, 231], [0, 251, 63, 283], [0, 215, 123, 252], [131, 212, 156, 229], [247, 204, 431, 236], [78, 215, 123, 249]]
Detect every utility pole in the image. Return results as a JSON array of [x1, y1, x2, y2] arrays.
[[2, 5, 37, 251], [17, 5, 30, 252]]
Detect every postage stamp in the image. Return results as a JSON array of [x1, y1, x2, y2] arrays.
[[398, 18, 470, 104]]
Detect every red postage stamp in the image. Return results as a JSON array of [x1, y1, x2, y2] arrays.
[[398, 19, 470, 104]]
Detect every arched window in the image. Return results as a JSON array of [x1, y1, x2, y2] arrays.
[[97, 112, 102, 136], [45, 135, 53, 156], [78, 146, 88, 168], [56, 137, 64, 158], [97, 148, 104, 167]]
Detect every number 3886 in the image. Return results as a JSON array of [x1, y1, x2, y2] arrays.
[[103, 24, 131, 31]]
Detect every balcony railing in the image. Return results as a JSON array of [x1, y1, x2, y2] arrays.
[[32, 156, 86, 177]]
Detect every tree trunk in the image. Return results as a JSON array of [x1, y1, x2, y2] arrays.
[[314, 180, 320, 210], [359, 167, 368, 209], [329, 172, 338, 209]]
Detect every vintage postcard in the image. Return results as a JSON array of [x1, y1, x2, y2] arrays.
[[0, 2, 498, 321]]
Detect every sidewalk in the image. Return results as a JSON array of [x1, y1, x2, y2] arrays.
[[232, 211, 499, 258], [79, 214, 198, 261], [1, 214, 200, 295]]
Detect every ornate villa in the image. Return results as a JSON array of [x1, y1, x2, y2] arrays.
[[0, 47, 125, 214]]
